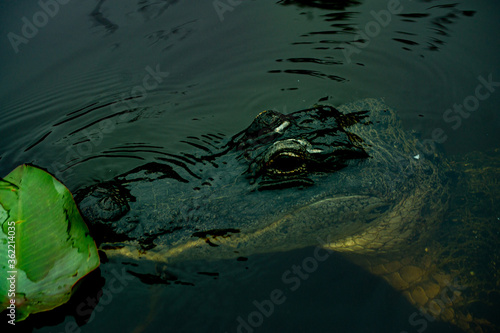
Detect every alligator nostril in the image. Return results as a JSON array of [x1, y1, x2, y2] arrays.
[[77, 182, 131, 223]]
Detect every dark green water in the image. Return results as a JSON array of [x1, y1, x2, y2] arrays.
[[0, 0, 499, 332]]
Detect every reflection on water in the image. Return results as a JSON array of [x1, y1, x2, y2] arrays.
[[0, 0, 499, 332], [278, 0, 362, 11], [90, 0, 118, 34], [276, 0, 476, 72], [0, 0, 490, 188]]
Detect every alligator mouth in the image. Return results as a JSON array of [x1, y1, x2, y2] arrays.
[[249, 194, 396, 254], [101, 195, 398, 264], [283, 195, 391, 227]]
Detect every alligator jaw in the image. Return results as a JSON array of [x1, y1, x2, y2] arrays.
[[101, 195, 408, 263]]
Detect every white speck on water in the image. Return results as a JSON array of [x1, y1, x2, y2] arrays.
[[413, 154, 420, 160]]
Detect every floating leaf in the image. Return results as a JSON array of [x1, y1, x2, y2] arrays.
[[0, 165, 100, 322]]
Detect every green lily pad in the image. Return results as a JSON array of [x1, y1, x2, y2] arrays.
[[0, 165, 100, 322]]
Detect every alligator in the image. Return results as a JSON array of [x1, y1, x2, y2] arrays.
[[76, 98, 499, 332]]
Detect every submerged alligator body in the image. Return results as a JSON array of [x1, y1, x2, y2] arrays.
[[77, 99, 499, 332]]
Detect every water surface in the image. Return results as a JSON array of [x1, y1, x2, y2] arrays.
[[0, 0, 499, 332]]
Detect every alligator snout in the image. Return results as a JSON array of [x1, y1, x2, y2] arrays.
[[76, 182, 134, 242]]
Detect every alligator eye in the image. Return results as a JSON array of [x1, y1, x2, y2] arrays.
[[266, 151, 307, 176]]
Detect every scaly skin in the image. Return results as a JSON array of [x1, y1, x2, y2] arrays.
[[78, 99, 499, 332]]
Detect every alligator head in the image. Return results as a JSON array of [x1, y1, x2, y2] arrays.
[[76, 99, 498, 332], [77, 98, 443, 259]]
